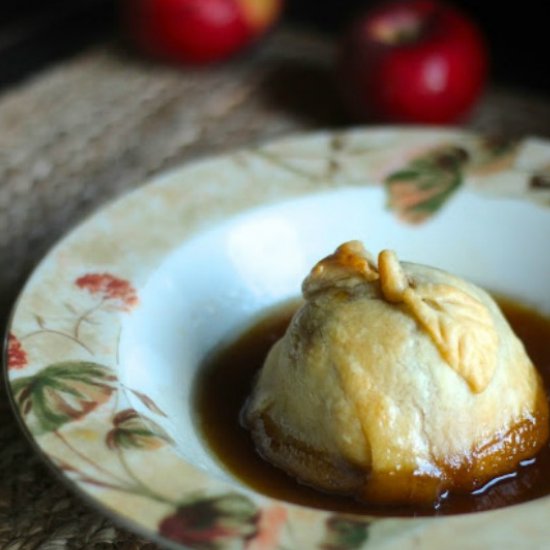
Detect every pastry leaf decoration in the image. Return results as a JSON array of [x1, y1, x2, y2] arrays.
[[378, 250, 498, 392], [402, 284, 498, 392], [305, 243, 499, 392]]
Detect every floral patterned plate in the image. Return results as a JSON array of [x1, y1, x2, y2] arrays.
[[4, 128, 550, 549]]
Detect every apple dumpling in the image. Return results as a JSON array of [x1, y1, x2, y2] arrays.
[[243, 241, 549, 505]]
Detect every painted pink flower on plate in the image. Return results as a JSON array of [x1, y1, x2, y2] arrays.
[[246, 505, 287, 550], [7, 333, 27, 370], [75, 273, 138, 311]]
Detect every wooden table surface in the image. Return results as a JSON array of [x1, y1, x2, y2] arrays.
[[1, 27, 550, 549]]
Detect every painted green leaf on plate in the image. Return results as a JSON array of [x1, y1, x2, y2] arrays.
[[385, 145, 469, 223], [11, 361, 117, 435], [468, 135, 519, 176], [106, 408, 173, 451], [531, 165, 550, 189], [320, 516, 370, 550], [158, 492, 259, 549], [128, 387, 167, 417]]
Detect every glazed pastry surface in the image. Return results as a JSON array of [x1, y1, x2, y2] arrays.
[[244, 241, 549, 504]]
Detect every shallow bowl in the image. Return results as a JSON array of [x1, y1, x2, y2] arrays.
[[4, 128, 550, 549]]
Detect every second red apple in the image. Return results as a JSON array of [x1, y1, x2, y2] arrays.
[[338, 0, 488, 124]]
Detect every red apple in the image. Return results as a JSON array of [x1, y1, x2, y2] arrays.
[[338, 0, 488, 124], [123, 0, 283, 64]]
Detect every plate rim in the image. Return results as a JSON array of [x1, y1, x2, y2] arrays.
[[4, 125, 550, 550]]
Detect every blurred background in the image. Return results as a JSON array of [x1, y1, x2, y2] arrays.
[[1, 0, 549, 93]]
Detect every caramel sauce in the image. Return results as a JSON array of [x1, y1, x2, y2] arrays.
[[194, 297, 550, 516]]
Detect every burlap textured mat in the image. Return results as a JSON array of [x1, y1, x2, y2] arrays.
[[1, 28, 550, 549]]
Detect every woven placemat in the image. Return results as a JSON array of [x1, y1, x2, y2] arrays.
[[2, 27, 550, 549]]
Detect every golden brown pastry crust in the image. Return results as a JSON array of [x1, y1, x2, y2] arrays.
[[244, 242, 549, 505], [378, 249, 499, 393]]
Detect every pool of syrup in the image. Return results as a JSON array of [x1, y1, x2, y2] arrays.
[[194, 297, 550, 516]]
